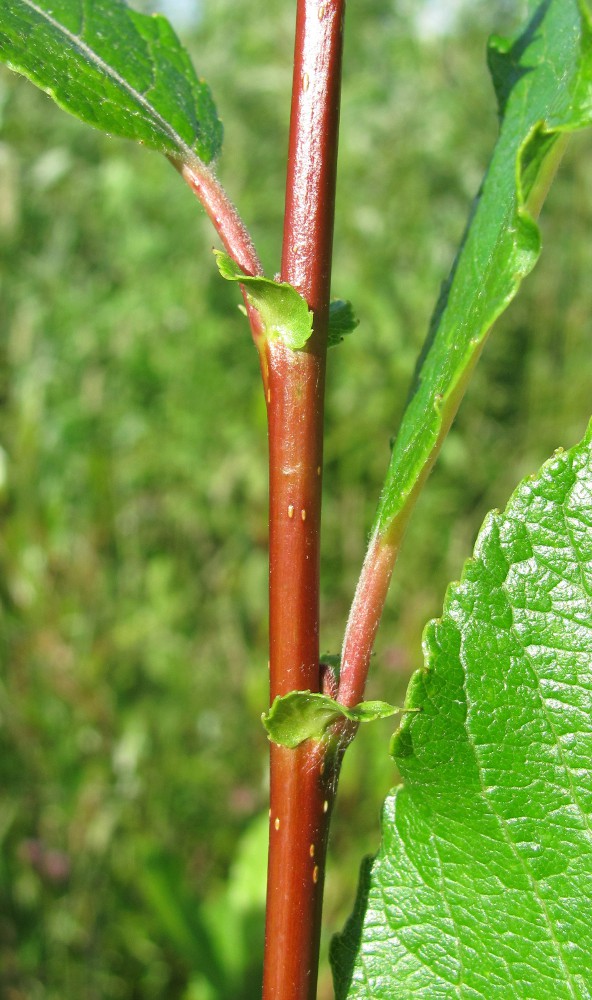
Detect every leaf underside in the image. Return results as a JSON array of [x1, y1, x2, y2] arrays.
[[375, 0, 592, 539], [331, 422, 592, 999], [0, 0, 222, 164]]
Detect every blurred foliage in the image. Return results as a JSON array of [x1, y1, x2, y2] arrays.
[[0, 0, 591, 997]]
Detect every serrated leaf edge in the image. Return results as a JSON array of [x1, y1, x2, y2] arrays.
[[392, 417, 592, 761]]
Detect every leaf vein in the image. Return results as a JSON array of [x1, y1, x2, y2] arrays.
[[20, 0, 197, 163]]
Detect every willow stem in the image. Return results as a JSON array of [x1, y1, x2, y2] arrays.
[[262, 1, 346, 998]]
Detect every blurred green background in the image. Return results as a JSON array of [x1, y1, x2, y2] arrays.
[[1, 1, 591, 997]]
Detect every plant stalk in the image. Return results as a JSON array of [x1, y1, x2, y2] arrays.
[[177, 158, 272, 391], [263, 1, 346, 998], [337, 324, 491, 709], [178, 159, 262, 277], [338, 531, 399, 708]]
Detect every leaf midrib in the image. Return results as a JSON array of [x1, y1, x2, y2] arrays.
[[20, 0, 197, 162]]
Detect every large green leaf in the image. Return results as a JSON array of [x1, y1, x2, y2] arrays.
[[0, 0, 222, 164], [374, 0, 592, 539], [332, 422, 592, 999]]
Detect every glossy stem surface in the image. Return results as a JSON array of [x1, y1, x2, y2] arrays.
[[264, 742, 340, 1000], [263, 1, 346, 998]]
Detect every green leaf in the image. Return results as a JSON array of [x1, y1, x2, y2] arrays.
[[374, 0, 592, 539], [262, 691, 405, 749], [0, 0, 222, 164], [215, 253, 355, 349], [328, 299, 359, 347], [332, 422, 592, 999], [214, 251, 314, 350]]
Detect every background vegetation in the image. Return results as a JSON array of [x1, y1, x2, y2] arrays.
[[1, 1, 591, 997]]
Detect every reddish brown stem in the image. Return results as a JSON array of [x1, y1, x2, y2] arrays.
[[264, 742, 340, 1000], [266, 344, 325, 699], [280, 0, 344, 315], [263, 1, 346, 998]]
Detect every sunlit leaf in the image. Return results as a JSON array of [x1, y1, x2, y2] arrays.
[[374, 0, 592, 540], [0, 0, 222, 163], [332, 421, 592, 998]]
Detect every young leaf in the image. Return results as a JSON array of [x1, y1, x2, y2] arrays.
[[262, 691, 405, 749], [332, 422, 592, 999], [214, 250, 314, 350], [0, 0, 222, 164], [328, 299, 359, 347], [374, 0, 592, 540]]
